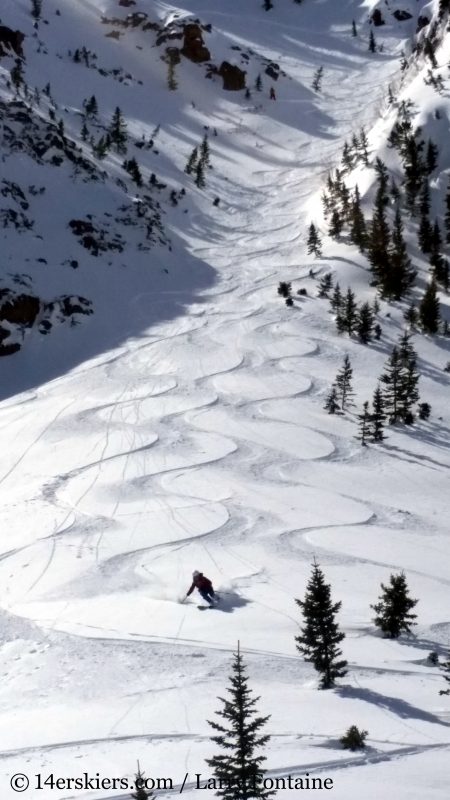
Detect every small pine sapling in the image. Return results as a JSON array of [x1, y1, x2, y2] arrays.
[[340, 726, 368, 751]]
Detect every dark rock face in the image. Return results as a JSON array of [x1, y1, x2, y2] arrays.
[[371, 9, 385, 26], [393, 10, 413, 21], [0, 26, 25, 58], [265, 62, 280, 81], [218, 61, 246, 91], [417, 15, 430, 32], [0, 292, 40, 327], [0, 289, 93, 355], [118, 0, 136, 6], [181, 23, 211, 63]]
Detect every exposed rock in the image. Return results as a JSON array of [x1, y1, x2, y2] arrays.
[[181, 23, 210, 63], [118, 0, 136, 6], [265, 62, 280, 81], [393, 10, 413, 22], [0, 26, 25, 58], [0, 291, 40, 326], [69, 219, 95, 236], [417, 15, 430, 32], [371, 10, 385, 26], [218, 61, 246, 91]]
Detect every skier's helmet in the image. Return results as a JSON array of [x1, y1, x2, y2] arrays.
[[193, 570, 200, 578]]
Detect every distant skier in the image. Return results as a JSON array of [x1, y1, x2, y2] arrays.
[[270, 86, 276, 100], [186, 571, 216, 606]]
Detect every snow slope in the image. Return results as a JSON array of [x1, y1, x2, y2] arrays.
[[0, 0, 449, 798]]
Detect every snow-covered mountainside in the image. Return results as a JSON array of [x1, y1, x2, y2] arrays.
[[0, 0, 449, 797]]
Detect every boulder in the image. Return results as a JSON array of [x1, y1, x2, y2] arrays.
[[218, 61, 246, 91], [393, 10, 413, 21], [181, 23, 210, 63]]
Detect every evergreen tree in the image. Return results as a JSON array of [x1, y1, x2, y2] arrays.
[[200, 133, 211, 169], [349, 185, 367, 251], [339, 288, 358, 336], [404, 303, 418, 328], [390, 179, 401, 203], [341, 141, 353, 173], [206, 643, 275, 800], [357, 402, 371, 445], [445, 178, 450, 244], [109, 106, 128, 154], [312, 66, 324, 92], [368, 30, 376, 53], [358, 127, 369, 165], [403, 134, 425, 212], [295, 561, 347, 689], [81, 120, 89, 142], [357, 302, 374, 343], [195, 159, 206, 189], [277, 281, 292, 298], [368, 194, 390, 291], [317, 272, 333, 298], [439, 652, 450, 696], [335, 354, 354, 410], [84, 95, 98, 118], [429, 220, 444, 279], [131, 763, 153, 799], [379, 347, 403, 423], [255, 74, 262, 92], [307, 223, 322, 257], [123, 157, 143, 187], [425, 139, 439, 174], [387, 207, 416, 300], [330, 282, 342, 314], [324, 385, 339, 414], [418, 180, 432, 253], [352, 20, 357, 37], [31, 0, 42, 21], [419, 279, 440, 334], [328, 208, 343, 239], [263, 0, 273, 10], [371, 572, 418, 638], [185, 146, 199, 175], [371, 385, 386, 442], [10, 59, 25, 92]]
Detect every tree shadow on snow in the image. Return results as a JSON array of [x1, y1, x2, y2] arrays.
[[337, 684, 450, 727]]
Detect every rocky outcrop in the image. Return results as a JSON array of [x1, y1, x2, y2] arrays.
[[0, 26, 25, 58], [181, 23, 211, 63], [0, 288, 93, 356], [118, 0, 136, 6], [417, 15, 430, 32], [265, 62, 280, 81], [218, 62, 246, 91], [0, 291, 40, 327], [393, 10, 413, 22]]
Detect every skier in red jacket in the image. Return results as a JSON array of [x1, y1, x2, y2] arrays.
[[186, 571, 216, 605]]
